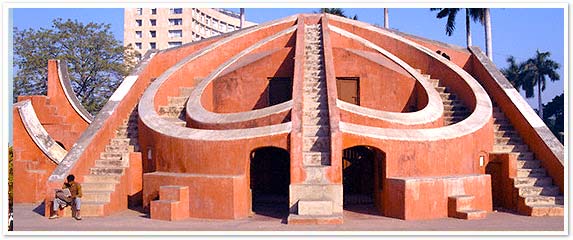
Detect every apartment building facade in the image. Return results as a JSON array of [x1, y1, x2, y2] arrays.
[[124, 8, 256, 54]]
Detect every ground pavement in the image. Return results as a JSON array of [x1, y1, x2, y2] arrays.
[[10, 203, 564, 234]]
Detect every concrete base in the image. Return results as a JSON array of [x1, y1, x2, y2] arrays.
[[298, 200, 333, 216]]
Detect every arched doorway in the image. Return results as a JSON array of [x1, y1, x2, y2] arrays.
[[249, 147, 290, 218], [342, 146, 385, 214]]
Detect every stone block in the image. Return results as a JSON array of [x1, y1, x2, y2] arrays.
[[298, 200, 332, 216]]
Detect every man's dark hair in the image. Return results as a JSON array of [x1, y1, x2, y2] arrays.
[[66, 174, 75, 182]]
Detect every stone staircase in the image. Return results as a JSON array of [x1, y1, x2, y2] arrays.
[[157, 87, 195, 127], [288, 24, 341, 224], [418, 71, 470, 125], [63, 107, 140, 217], [448, 195, 487, 220], [491, 105, 563, 216]]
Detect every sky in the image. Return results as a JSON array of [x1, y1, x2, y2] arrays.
[[7, 6, 566, 144]]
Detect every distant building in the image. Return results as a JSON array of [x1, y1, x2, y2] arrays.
[[124, 8, 256, 54]]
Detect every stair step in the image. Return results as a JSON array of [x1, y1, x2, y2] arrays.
[[518, 185, 560, 196], [82, 182, 116, 191], [61, 201, 106, 217], [517, 159, 541, 169], [493, 124, 513, 131], [162, 117, 187, 127], [304, 101, 328, 110], [514, 177, 553, 187], [83, 175, 121, 183], [303, 109, 329, 119], [303, 125, 330, 137], [82, 190, 112, 202], [105, 144, 134, 153], [100, 152, 124, 160], [455, 209, 487, 220], [303, 137, 330, 152], [303, 166, 329, 183], [524, 195, 563, 206], [516, 168, 546, 178], [495, 136, 523, 145], [95, 159, 126, 167], [528, 204, 564, 216], [90, 167, 125, 175], [493, 144, 528, 152], [110, 138, 133, 146], [168, 96, 189, 106], [179, 87, 195, 97], [494, 130, 519, 138], [303, 151, 330, 166]]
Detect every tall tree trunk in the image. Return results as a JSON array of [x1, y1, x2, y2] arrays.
[[384, 8, 389, 28], [466, 9, 472, 47], [538, 76, 543, 118], [484, 8, 493, 60], [240, 8, 245, 29]]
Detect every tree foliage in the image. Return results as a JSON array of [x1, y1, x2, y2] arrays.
[[13, 18, 137, 114], [543, 93, 564, 143], [318, 8, 358, 20], [502, 50, 560, 118], [430, 8, 485, 36]]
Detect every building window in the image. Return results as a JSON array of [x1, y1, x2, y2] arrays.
[[136, 19, 142, 27], [149, 30, 156, 38], [170, 8, 183, 14], [135, 31, 142, 38], [168, 29, 183, 38], [150, 42, 156, 49], [201, 14, 204, 22], [150, 19, 156, 26], [136, 8, 142, 15], [227, 25, 233, 32], [169, 18, 182, 26], [151, 8, 157, 15], [168, 41, 182, 48], [135, 42, 142, 49]]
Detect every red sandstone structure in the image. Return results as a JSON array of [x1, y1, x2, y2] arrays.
[[12, 14, 564, 224]]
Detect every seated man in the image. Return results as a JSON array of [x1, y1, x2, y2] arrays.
[[49, 174, 82, 220]]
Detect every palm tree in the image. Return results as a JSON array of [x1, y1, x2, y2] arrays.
[[384, 8, 389, 28], [431, 8, 492, 60], [484, 9, 492, 60], [240, 8, 245, 29], [521, 50, 560, 118], [502, 51, 560, 118], [430, 8, 485, 47], [501, 56, 523, 86]]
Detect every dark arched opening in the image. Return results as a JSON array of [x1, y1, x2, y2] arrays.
[[249, 147, 290, 218], [342, 145, 385, 215]]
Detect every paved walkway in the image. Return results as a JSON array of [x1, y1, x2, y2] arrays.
[[11, 203, 564, 234]]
